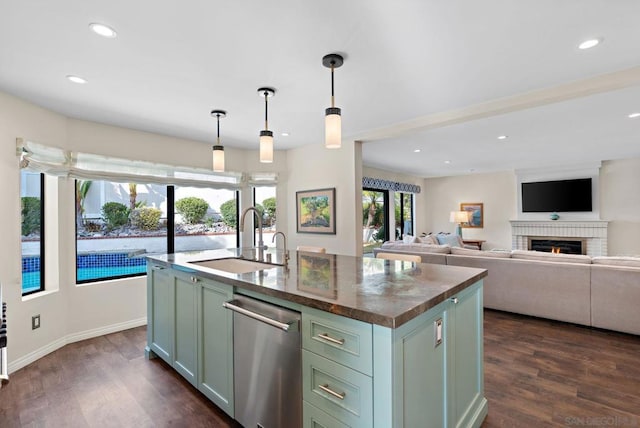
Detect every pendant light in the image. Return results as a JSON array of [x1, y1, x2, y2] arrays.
[[258, 87, 275, 163], [322, 53, 344, 149], [211, 109, 226, 172]]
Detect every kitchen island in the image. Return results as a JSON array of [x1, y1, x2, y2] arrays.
[[146, 248, 488, 428]]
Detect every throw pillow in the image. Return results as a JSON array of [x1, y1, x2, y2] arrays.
[[418, 235, 438, 245], [403, 234, 417, 244], [436, 233, 462, 247]]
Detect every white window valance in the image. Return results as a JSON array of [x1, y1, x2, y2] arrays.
[[17, 139, 277, 189]]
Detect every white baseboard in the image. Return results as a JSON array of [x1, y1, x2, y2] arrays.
[[8, 317, 147, 374]]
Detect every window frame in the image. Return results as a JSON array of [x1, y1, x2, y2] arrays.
[[75, 181, 240, 284], [21, 172, 45, 296], [398, 192, 414, 239]]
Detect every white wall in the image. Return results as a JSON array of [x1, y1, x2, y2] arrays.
[[1, 91, 288, 372], [423, 171, 518, 250], [422, 161, 640, 255], [600, 157, 640, 256], [286, 140, 360, 256]]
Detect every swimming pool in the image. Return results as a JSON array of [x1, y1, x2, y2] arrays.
[[22, 253, 148, 293]]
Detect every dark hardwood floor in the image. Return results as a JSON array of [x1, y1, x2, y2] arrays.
[[1, 310, 639, 427]]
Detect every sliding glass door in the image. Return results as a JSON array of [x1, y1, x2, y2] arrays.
[[362, 188, 389, 255]]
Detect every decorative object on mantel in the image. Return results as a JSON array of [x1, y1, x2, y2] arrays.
[[450, 211, 470, 237], [258, 87, 275, 163], [461, 202, 484, 228], [210, 109, 227, 172], [322, 53, 344, 149], [550, 212, 560, 220], [296, 188, 336, 234]]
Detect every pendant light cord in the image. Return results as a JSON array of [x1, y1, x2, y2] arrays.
[[330, 63, 335, 108], [264, 91, 269, 130], [216, 113, 221, 144]]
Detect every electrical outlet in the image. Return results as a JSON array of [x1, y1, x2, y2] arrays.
[[32, 314, 40, 330]]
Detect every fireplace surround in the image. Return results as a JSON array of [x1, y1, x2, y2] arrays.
[[511, 220, 608, 257]]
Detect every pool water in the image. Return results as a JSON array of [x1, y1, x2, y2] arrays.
[[22, 254, 147, 293]]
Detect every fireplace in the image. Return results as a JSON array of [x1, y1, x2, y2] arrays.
[[510, 220, 608, 257], [528, 237, 586, 255]]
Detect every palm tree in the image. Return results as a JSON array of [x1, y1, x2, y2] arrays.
[[75, 180, 92, 230], [128, 183, 137, 212], [363, 191, 382, 228]]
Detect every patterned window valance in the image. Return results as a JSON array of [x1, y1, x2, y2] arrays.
[[362, 177, 421, 194]]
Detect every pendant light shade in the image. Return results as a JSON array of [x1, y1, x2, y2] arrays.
[[211, 109, 226, 172], [322, 53, 344, 149], [258, 87, 275, 163], [260, 130, 273, 163]]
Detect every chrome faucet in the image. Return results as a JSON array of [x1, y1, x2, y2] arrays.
[[239, 207, 265, 261], [272, 231, 289, 266]]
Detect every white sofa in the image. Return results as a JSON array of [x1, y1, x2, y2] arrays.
[[373, 243, 640, 335]]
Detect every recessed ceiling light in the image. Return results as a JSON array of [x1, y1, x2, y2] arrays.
[[628, 112, 640, 119], [89, 23, 117, 38], [281, 132, 290, 137], [444, 160, 451, 164], [578, 38, 602, 50], [497, 135, 508, 140], [414, 149, 421, 153], [66, 75, 87, 84]]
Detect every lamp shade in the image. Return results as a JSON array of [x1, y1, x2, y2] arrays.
[[260, 130, 273, 163], [325, 107, 341, 149], [450, 210, 470, 224], [212, 145, 224, 172]]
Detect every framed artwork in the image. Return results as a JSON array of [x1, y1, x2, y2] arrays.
[[460, 202, 483, 228], [296, 252, 337, 299], [296, 188, 336, 234]]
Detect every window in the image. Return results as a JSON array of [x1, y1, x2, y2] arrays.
[[174, 186, 239, 252], [21, 171, 44, 295], [362, 188, 389, 254], [395, 192, 414, 239], [76, 180, 168, 283], [253, 186, 277, 247]]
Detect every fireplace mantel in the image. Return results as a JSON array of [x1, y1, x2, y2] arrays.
[[510, 220, 608, 256]]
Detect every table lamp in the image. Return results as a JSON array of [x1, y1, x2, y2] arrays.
[[450, 211, 470, 237]]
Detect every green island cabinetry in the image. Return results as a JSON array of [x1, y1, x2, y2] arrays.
[[146, 253, 487, 428], [145, 263, 235, 417], [302, 280, 486, 428]]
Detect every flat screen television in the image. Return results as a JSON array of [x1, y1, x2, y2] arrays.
[[521, 178, 592, 212]]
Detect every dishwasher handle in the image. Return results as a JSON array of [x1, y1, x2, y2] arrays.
[[223, 300, 296, 332]]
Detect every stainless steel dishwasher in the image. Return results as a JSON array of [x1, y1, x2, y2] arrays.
[[223, 295, 301, 428]]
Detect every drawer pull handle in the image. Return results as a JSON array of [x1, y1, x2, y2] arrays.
[[190, 276, 199, 283], [317, 333, 345, 345], [152, 265, 165, 270], [318, 384, 346, 400]]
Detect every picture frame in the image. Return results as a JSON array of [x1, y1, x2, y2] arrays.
[[296, 252, 337, 299], [460, 202, 483, 228], [296, 188, 336, 234]]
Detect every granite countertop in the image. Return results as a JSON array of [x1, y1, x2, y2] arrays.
[[147, 248, 487, 328]]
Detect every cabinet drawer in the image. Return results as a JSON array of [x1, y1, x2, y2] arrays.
[[303, 350, 372, 428], [302, 308, 372, 375], [303, 401, 350, 428]]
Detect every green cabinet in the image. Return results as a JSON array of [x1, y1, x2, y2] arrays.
[[373, 280, 487, 428], [148, 262, 486, 428], [448, 281, 486, 428], [198, 278, 234, 416], [146, 263, 173, 364], [174, 273, 198, 386], [304, 280, 486, 428], [146, 266, 234, 418]]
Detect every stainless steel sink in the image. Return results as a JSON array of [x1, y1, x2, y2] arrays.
[[188, 258, 276, 274]]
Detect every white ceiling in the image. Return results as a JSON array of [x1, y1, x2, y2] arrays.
[[1, 1, 639, 178]]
